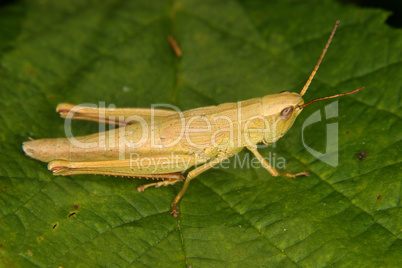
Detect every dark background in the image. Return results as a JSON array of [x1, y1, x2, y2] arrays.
[[339, 0, 402, 28], [0, 0, 401, 28]]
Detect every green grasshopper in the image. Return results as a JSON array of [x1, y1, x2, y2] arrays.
[[23, 21, 363, 217]]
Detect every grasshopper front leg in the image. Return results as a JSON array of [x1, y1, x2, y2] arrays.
[[247, 146, 310, 178]]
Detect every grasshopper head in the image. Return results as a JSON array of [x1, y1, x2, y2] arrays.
[[261, 91, 304, 143], [260, 86, 364, 144]]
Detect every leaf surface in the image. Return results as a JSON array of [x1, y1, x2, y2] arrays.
[[0, 0, 401, 267]]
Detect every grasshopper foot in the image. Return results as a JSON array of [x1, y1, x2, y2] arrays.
[[171, 208, 179, 218], [137, 185, 145, 192], [171, 201, 180, 217], [136, 175, 184, 192], [279, 170, 310, 179]]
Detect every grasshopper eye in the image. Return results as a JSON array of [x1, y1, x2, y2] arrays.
[[280, 106, 294, 121]]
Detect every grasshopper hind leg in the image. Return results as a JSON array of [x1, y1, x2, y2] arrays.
[[49, 158, 185, 193]]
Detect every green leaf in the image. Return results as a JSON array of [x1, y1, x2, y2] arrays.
[[0, 0, 401, 267]]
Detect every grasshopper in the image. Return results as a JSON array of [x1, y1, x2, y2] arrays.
[[23, 21, 363, 217]]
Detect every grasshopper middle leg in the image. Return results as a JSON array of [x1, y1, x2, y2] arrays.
[[137, 176, 184, 192], [171, 153, 230, 217]]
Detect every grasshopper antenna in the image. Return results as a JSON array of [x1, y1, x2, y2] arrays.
[[300, 20, 340, 97], [299, 86, 364, 109]]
